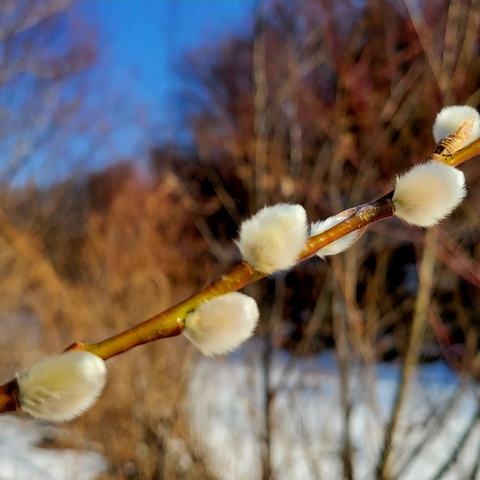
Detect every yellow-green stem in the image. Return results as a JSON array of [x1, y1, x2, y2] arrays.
[[441, 137, 480, 167]]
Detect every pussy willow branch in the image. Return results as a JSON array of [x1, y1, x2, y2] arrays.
[[77, 137, 480, 361], [71, 198, 394, 360], [0, 137, 479, 415]]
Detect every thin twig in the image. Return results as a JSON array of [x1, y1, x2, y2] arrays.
[[376, 228, 438, 479], [333, 284, 354, 480], [428, 403, 480, 480], [393, 386, 466, 479]]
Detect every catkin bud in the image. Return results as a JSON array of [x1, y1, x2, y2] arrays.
[[392, 161, 466, 227], [183, 292, 259, 356], [16, 351, 107, 422], [237, 204, 308, 274], [433, 105, 480, 147]]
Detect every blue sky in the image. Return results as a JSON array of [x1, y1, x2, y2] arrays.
[[3, 1, 256, 185], [82, 0, 254, 144]]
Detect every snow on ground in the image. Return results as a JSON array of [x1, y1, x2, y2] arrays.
[[0, 416, 106, 480], [1, 344, 476, 480], [187, 342, 480, 480]]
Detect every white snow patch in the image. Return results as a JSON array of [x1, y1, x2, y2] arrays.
[[0, 416, 106, 479], [187, 344, 479, 480]]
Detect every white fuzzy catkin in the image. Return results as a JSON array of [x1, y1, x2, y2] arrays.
[[237, 204, 308, 274], [183, 292, 259, 356], [17, 351, 107, 422], [310, 212, 365, 257], [392, 161, 466, 227], [432, 105, 480, 145]]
